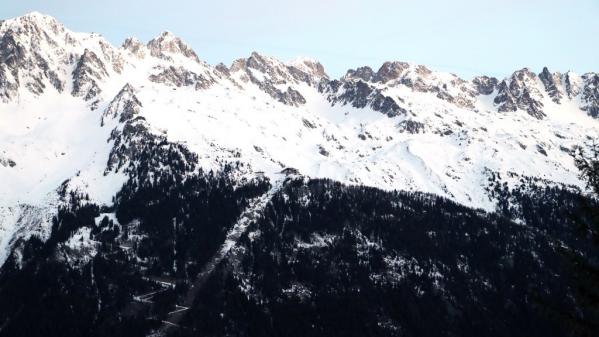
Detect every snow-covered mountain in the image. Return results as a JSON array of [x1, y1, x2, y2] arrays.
[[0, 12, 598, 266]]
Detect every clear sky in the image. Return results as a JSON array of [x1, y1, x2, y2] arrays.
[[2, 0, 598, 79]]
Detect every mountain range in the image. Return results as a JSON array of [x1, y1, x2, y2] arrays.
[[0, 12, 597, 337]]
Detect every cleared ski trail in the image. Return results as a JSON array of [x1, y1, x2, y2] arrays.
[[158, 174, 285, 333]]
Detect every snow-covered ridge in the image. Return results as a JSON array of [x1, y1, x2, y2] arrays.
[[0, 12, 598, 266]]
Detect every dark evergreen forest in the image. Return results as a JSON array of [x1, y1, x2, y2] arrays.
[[0, 169, 595, 337]]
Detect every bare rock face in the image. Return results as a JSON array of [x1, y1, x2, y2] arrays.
[[472, 76, 498, 95], [0, 13, 68, 101], [375, 61, 410, 83], [245, 52, 328, 85], [278, 86, 307, 106], [397, 119, 425, 134], [538, 67, 564, 104], [147, 31, 200, 63], [245, 52, 289, 83], [581, 73, 599, 118], [101, 83, 142, 126], [321, 79, 406, 118], [288, 57, 328, 82], [99, 39, 124, 74], [121, 37, 146, 59], [343, 66, 376, 82], [564, 72, 582, 98], [494, 68, 545, 119], [0, 31, 24, 101], [338, 63, 447, 116], [252, 80, 306, 107], [228, 52, 326, 106], [0, 156, 16, 168], [72, 49, 108, 107], [214, 63, 231, 77], [343, 62, 478, 109], [149, 65, 215, 90]]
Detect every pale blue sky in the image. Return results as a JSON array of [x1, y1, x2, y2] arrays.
[[2, 0, 598, 79]]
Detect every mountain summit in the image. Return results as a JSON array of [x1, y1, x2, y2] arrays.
[[0, 13, 597, 249]]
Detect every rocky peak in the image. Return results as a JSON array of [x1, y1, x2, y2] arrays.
[[234, 52, 327, 86], [343, 62, 415, 84], [147, 31, 200, 63], [1, 12, 64, 36], [229, 58, 247, 73], [375, 61, 411, 83], [121, 37, 146, 59], [472, 76, 498, 95], [343, 66, 375, 82], [288, 57, 328, 80], [245, 52, 290, 83], [0, 17, 67, 101], [510, 68, 539, 86], [0, 12, 78, 55], [538, 67, 564, 103], [494, 68, 545, 119], [246, 52, 277, 70], [341, 61, 478, 109], [102, 83, 142, 125], [214, 62, 230, 77], [227, 52, 311, 106]]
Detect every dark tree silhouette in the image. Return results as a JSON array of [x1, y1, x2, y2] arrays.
[[568, 142, 599, 336]]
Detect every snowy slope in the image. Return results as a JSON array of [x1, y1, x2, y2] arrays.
[[0, 12, 598, 266]]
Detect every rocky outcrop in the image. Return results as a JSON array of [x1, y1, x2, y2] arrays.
[[71, 49, 108, 107], [228, 52, 328, 106], [288, 57, 328, 82], [147, 31, 200, 63], [0, 156, 16, 168], [0, 23, 65, 101], [104, 87, 197, 175], [343, 62, 477, 109], [581, 73, 599, 117], [397, 119, 426, 134], [149, 65, 215, 90], [0, 31, 24, 101], [101, 83, 142, 125], [240, 52, 327, 86], [343, 66, 376, 82], [538, 67, 564, 103], [2, 11, 599, 127], [494, 68, 545, 119], [472, 76, 498, 95], [375, 61, 411, 83], [320, 79, 406, 118], [564, 72, 582, 98], [98, 39, 124, 74], [121, 37, 146, 59]]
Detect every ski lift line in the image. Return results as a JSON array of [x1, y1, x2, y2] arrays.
[[158, 175, 286, 332], [167, 307, 190, 315], [160, 320, 181, 328], [132, 288, 169, 302]]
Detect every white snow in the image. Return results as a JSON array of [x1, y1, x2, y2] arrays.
[[0, 12, 598, 267]]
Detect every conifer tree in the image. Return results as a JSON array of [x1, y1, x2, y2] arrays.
[[569, 142, 599, 336]]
